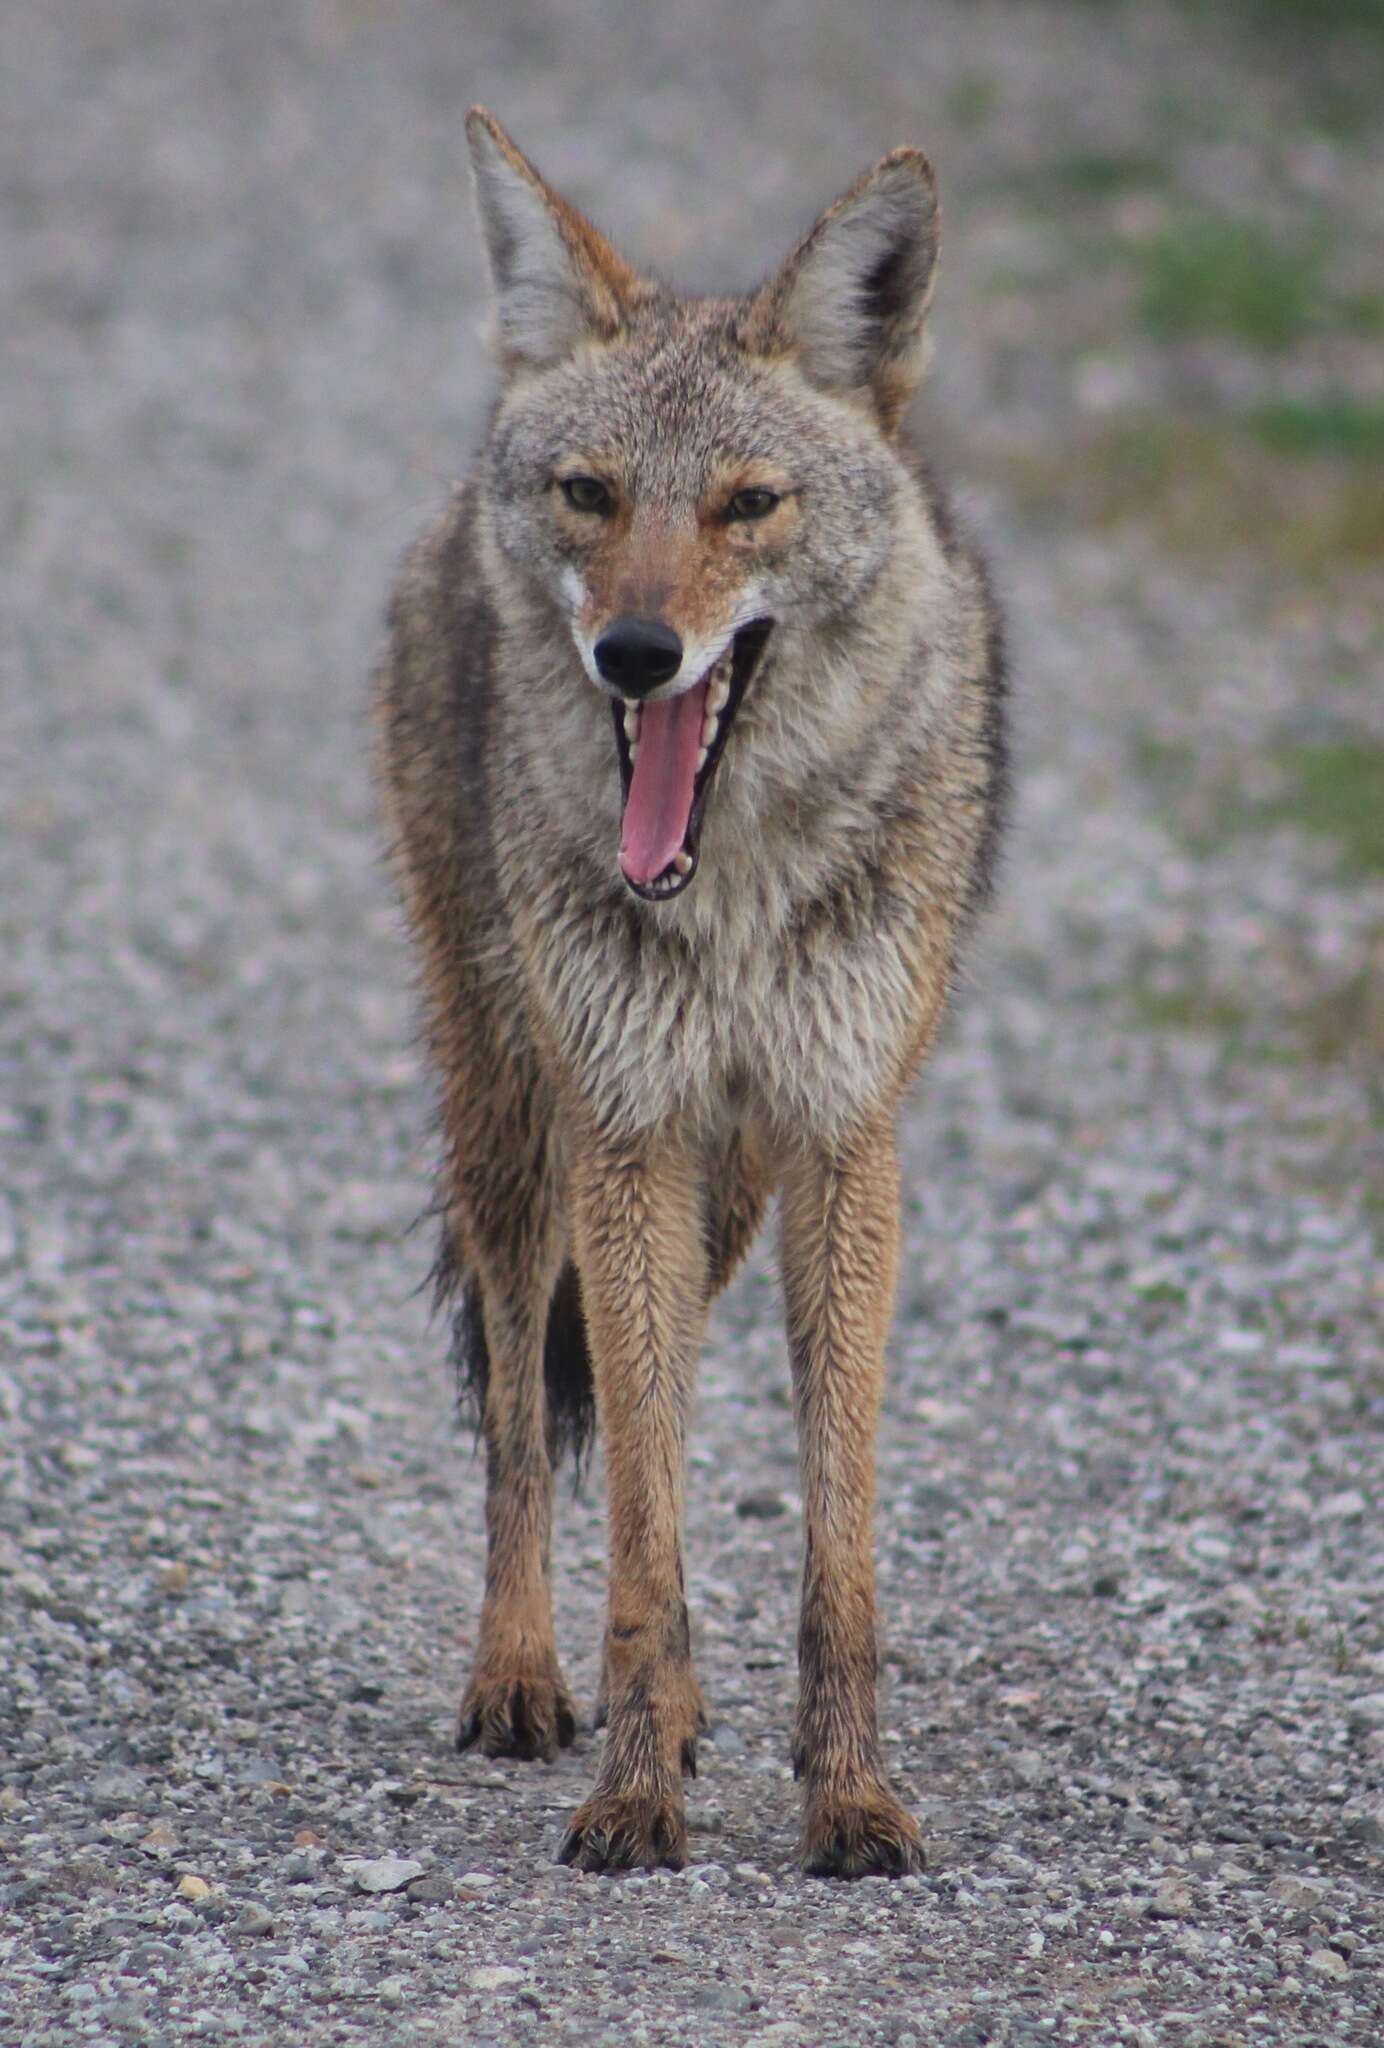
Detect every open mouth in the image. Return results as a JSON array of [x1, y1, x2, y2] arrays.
[[612, 619, 773, 901]]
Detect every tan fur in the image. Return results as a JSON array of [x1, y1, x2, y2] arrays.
[[374, 112, 1006, 1876]]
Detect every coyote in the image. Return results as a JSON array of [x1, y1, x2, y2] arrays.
[[375, 109, 1006, 1878]]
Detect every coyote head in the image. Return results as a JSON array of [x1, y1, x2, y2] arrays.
[[466, 109, 941, 902]]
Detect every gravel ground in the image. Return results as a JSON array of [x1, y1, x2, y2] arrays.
[[3, 3, 1381, 2043]]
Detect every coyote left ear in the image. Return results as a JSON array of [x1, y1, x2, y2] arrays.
[[465, 107, 643, 372], [744, 149, 940, 431]]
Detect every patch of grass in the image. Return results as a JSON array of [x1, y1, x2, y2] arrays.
[[1304, 82, 1379, 142], [1135, 735, 1384, 881], [1265, 741, 1384, 877], [1245, 394, 1384, 460], [1131, 987, 1251, 1037], [945, 72, 998, 132], [1039, 149, 1167, 198], [1001, 411, 1384, 570], [1136, 215, 1325, 352], [1236, 0, 1384, 32], [1339, 290, 1384, 336]]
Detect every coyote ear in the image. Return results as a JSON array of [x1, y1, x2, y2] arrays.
[[465, 107, 642, 371], [744, 149, 940, 430]]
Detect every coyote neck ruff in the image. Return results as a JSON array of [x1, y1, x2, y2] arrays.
[[376, 109, 1006, 1879]]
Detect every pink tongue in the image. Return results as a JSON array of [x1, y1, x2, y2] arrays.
[[619, 677, 708, 885]]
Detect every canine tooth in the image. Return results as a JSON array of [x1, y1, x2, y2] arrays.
[[695, 746, 708, 773], [673, 851, 692, 874], [623, 705, 641, 740], [707, 678, 730, 716], [700, 711, 719, 747]]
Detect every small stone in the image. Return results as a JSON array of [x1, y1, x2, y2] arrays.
[[693, 1985, 752, 2014], [292, 1828, 325, 1848], [456, 1869, 498, 1890], [1147, 1880, 1193, 1920], [736, 1489, 787, 1520], [405, 1873, 455, 1903], [234, 1902, 274, 1936], [342, 1855, 424, 1894], [468, 1965, 524, 1991], [1345, 1810, 1382, 1847], [1319, 1490, 1366, 1521], [1270, 1874, 1330, 1911], [90, 1766, 149, 1815], [177, 1875, 211, 1901], [1347, 1692, 1384, 1734], [139, 1819, 178, 1856], [1091, 1569, 1122, 1598], [159, 1562, 190, 1594], [1308, 1947, 1348, 1979], [1217, 1329, 1263, 1356]]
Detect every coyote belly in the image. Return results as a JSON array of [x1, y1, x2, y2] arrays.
[[376, 108, 1006, 1877]]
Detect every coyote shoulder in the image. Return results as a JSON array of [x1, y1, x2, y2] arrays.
[[376, 108, 1006, 1877]]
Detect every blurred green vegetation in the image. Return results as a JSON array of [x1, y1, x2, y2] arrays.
[[944, 72, 998, 132], [1237, 0, 1384, 31], [1038, 149, 1167, 197], [1266, 742, 1384, 878], [1246, 395, 1384, 460], [1003, 413, 1384, 572], [1135, 736, 1384, 881], [1136, 216, 1323, 353]]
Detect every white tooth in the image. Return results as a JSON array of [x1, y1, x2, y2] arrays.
[[695, 746, 708, 773], [707, 678, 729, 716], [623, 705, 641, 739], [673, 852, 693, 874], [628, 741, 638, 762], [700, 711, 718, 747]]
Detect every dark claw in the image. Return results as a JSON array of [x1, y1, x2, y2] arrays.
[[804, 1828, 926, 1880]]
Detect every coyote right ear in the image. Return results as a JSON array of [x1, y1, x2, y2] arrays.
[[744, 149, 940, 432], [465, 108, 642, 372]]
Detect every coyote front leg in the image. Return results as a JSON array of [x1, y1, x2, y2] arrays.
[[444, 1059, 576, 1764], [780, 1129, 925, 1878], [559, 1135, 708, 1873]]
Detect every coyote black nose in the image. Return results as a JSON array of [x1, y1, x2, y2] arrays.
[[593, 616, 683, 697]]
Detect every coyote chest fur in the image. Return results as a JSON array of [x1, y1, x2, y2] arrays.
[[377, 110, 1005, 1879]]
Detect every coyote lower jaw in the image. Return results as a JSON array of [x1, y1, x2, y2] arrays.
[[613, 617, 773, 900]]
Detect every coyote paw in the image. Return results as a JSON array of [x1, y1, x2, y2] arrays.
[[457, 1655, 577, 1763], [801, 1783, 925, 1880], [556, 1788, 688, 1873]]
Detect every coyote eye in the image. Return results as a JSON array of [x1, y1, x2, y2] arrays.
[[727, 487, 780, 522], [559, 475, 614, 515]]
